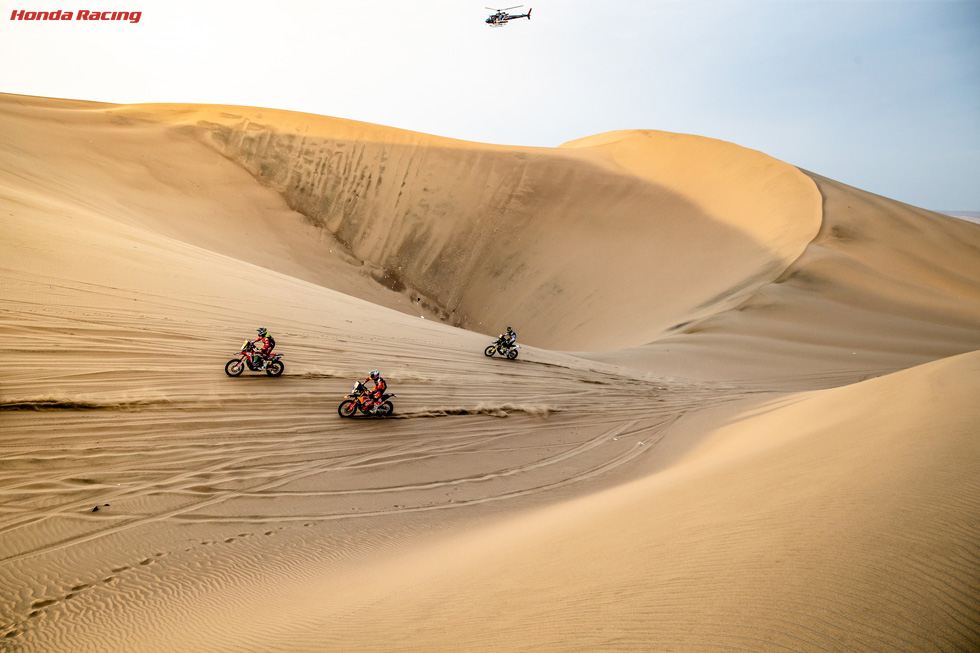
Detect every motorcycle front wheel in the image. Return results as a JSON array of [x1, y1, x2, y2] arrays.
[[266, 361, 284, 377], [338, 400, 357, 418], [225, 359, 245, 376], [484, 346, 497, 357]]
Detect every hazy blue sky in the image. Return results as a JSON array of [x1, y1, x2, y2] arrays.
[[2, 0, 978, 210]]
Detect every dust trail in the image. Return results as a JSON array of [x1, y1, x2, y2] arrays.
[[0, 398, 173, 411], [394, 404, 558, 419], [291, 370, 344, 380]]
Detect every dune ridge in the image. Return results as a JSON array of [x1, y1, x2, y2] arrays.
[[111, 101, 822, 350], [2, 93, 979, 651]]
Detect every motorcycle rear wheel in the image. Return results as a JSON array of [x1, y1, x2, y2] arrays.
[[506, 348, 519, 360], [338, 400, 357, 418], [266, 361, 284, 377], [484, 346, 497, 357], [375, 401, 394, 417], [225, 359, 245, 376]]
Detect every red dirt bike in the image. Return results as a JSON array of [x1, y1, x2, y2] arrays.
[[338, 381, 395, 417], [224, 340, 284, 377]]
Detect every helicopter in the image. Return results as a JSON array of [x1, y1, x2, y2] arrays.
[[485, 5, 532, 26]]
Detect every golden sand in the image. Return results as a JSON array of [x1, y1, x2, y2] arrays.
[[2, 93, 978, 651]]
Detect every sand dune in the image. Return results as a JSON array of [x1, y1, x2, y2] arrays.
[[109, 101, 822, 351], [1, 93, 979, 651], [597, 172, 980, 385]]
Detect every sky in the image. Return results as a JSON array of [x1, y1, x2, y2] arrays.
[[1, 0, 978, 210]]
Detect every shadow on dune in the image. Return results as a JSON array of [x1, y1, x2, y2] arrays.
[[594, 172, 980, 384]]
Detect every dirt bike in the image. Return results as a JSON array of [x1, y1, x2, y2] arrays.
[[484, 337, 520, 359], [224, 340, 284, 377], [338, 381, 396, 417]]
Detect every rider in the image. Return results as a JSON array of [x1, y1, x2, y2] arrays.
[[363, 369, 387, 413], [498, 326, 517, 349], [254, 327, 276, 367]]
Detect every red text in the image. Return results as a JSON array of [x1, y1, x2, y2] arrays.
[[10, 10, 142, 23]]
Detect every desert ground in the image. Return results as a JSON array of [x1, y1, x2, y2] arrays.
[[1, 93, 979, 652]]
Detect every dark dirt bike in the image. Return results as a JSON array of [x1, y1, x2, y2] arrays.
[[484, 338, 520, 360], [338, 381, 395, 418], [224, 340, 284, 377]]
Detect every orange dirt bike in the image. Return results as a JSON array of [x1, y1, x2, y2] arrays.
[[338, 381, 395, 417], [484, 337, 520, 359], [224, 340, 284, 377]]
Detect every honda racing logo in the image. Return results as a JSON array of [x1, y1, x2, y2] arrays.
[[10, 10, 142, 23]]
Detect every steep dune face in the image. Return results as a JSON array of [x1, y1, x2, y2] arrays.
[[602, 173, 980, 384], [112, 103, 821, 350], [0, 95, 423, 314]]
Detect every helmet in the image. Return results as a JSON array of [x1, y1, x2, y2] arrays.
[[506, 326, 513, 333], [370, 369, 380, 379], [257, 327, 267, 336]]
